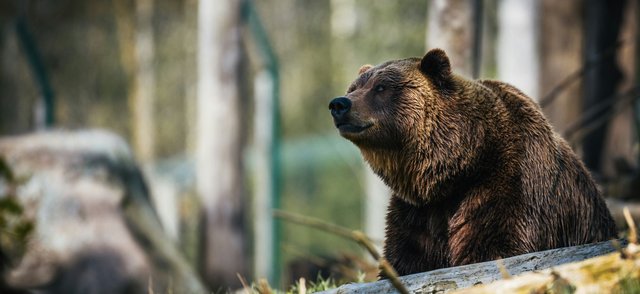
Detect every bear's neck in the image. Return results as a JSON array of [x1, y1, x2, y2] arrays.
[[360, 139, 498, 206], [360, 147, 454, 205]]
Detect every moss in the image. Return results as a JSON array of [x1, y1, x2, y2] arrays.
[[287, 274, 338, 294], [614, 275, 640, 293]]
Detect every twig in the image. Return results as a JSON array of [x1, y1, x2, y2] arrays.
[[379, 258, 410, 294], [237, 273, 252, 294], [565, 87, 638, 145], [623, 207, 637, 244], [352, 230, 381, 260], [298, 277, 306, 294], [496, 259, 511, 279], [147, 275, 154, 294], [539, 40, 625, 108], [564, 90, 628, 137], [274, 210, 409, 294], [257, 279, 272, 294], [273, 210, 381, 259]]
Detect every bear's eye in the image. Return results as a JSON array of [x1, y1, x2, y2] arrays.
[[375, 85, 385, 92]]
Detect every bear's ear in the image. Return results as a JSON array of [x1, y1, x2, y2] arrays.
[[358, 64, 374, 75], [420, 49, 452, 83]]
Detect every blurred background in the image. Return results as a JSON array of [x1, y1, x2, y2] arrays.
[[0, 0, 639, 292]]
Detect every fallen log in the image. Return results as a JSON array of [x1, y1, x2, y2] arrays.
[[318, 240, 621, 293], [453, 243, 640, 293]]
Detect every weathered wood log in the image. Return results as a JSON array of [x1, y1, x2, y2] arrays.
[[454, 244, 640, 293], [318, 240, 621, 293]]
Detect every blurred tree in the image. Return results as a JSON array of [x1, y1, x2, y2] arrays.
[[329, 0, 391, 255], [132, 0, 156, 163], [114, 0, 156, 163], [183, 0, 198, 155], [583, 0, 626, 173], [0, 24, 37, 135], [427, 0, 475, 77], [497, 0, 539, 100], [599, 0, 637, 178], [539, 0, 583, 134], [196, 0, 247, 289]]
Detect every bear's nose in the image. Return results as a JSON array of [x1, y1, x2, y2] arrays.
[[329, 97, 352, 119]]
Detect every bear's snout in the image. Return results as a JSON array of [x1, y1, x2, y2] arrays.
[[329, 97, 352, 120]]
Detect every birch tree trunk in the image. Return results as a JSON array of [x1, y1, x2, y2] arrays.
[[364, 165, 390, 253], [114, 0, 156, 163], [197, 0, 246, 288], [497, 0, 539, 100], [133, 0, 156, 163], [253, 70, 274, 281], [427, 0, 475, 77]]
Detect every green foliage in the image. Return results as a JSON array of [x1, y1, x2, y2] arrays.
[[0, 198, 22, 215], [287, 274, 337, 294], [0, 159, 14, 182], [240, 274, 338, 294], [280, 149, 365, 283], [0, 156, 33, 267], [615, 276, 640, 293]]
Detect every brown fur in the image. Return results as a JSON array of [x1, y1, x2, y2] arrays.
[[330, 49, 617, 276]]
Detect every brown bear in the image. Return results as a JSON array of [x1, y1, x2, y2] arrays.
[[328, 49, 617, 276]]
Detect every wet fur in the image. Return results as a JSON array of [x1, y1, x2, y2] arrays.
[[335, 49, 617, 276]]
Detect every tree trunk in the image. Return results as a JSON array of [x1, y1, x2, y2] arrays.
[[538, 0, 583, 134], [497, 0, 540, 100], [196, 0, 247, 289], [601, 0, 637, 178], [0, 27, 35, 135], [184, 0, 198, 155], [253, 70, 274, 282], [132, 0, 156, 163], [364, 165, 390, 253], [582, 0, 626, 173], [114, 0, 156, 163], [427, 0, 475, 77]]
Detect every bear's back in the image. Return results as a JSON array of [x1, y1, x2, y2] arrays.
[[480, 79, 617, 248]]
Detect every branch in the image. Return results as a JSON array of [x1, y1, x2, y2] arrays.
[[273, 210, 409, 294], [564, 87, 637, 145], [539, 40, 625, 108]]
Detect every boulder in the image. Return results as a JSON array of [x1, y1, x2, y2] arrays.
[[0, 130, 207, 294]]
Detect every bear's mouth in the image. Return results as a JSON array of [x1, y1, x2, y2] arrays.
[[336, 122, 372, 134]]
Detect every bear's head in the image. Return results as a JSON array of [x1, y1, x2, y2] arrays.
[[329, 49, 489, 204]]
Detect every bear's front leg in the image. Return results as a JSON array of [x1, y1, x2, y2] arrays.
[[382, 196, 453, 276], [447, 195, 537, 266]]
